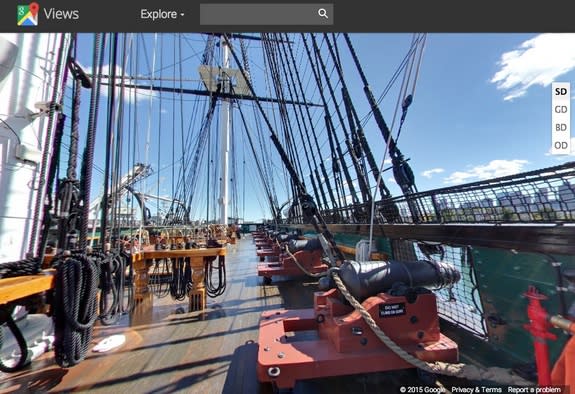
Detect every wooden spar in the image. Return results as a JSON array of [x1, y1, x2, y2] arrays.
[[98, 81, 322, 107]]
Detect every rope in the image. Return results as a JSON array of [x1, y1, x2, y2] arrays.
[[169, 257, 191, 301], [79, 33, 105, 249], [0, 258, 41, 279], [283, 245, 325, 278], [205, 256, 227, 298], [149, 259, 171, 298], [95, 250, 128, 326], [0, 306, 29, 372], [330, 271, 532, 386], [52, 253, 99, 368]]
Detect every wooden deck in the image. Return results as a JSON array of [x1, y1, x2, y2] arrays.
[[0, 235, 458, 393]]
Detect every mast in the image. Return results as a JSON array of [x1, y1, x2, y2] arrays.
[[219, 37, 231, 225]]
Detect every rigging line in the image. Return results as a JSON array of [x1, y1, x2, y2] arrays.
[[176, 78, 210, 216], [244, 104, 277, 220], [171, 35, 176, 216], [0, 119, 21, 144], [231, 107, 239, 221], [274, 34, 338, 212], [28, 33, 69, 257], [389, 33, 418, 135], [259, 36, 283, 214], [325, 34, 395, 203], [324, 108, 347, 208], [281, 33, 331, 211], [343, 33, 418, 208], [224, 34, 345, 262], [130, 35, 140, 237], [263, 35, 305, 202], [301, 34, 361, 208], [182, 93, 218, 218], [252, 101, 277, 218], [309, 33, 372, 207], [157, 33, 164, 219], [79, 33, 106, 249], [176, 73, 216, 216], [258, 39, 281, 219], [359, 34, 426, 128], [111, 33, 131, 237], [100, 33, 119, 245], [178, 34, 187, 218], [235, 100, 280, 222], [270, 39, 305, 197], [141, 32, 158, 230], [272, 33, 326, 211]]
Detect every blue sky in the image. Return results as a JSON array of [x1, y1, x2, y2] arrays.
[[355, 33, 574, 193], [68, 33, 575, 222]]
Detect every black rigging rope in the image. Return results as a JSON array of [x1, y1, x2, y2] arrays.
[[52, 252, 99, 368], [205, 256, 226, 298], [262, 35, 306, 202], [280, 33, 334, 212], [308, 34, 372, 208], [0, 305, 29, 372], [80, 33, 106, 249], [300, 35, 363, 216], [0, 258, 41, 279], [271, 33, 336, 212], [100, 33, 119, 245], [324, 34, 401, 223], [343, 33, 421, 223], [169, 258, 192, 301], [94, 250, 132, 326], [235, 99, 279, 221], [223, 34, 345, 264]]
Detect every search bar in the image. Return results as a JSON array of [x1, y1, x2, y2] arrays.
[[200, 3, 334, 26]]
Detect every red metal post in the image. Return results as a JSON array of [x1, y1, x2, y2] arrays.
[[524, 285, 557, 386]]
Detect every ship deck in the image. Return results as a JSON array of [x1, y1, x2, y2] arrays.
[[0, 235, 468, 393]]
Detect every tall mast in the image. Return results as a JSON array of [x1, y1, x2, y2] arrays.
[[219, 37, 230, 225]]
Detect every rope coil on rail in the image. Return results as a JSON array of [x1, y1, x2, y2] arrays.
[[0, 258, 41, 279], [205, 255, 226, 298], [330, 270, 532, 386], [52, 253, 99, 368]]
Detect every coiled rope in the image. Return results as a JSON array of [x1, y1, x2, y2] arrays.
[[170, 258, 191, 301], [205, 256, 226, 298], [0, 258, 41, 279], [52, 253, 99, 368], [95, 251, 123, 326], [330, 270, 532, 386]]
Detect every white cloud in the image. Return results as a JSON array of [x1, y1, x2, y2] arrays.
[[387, 177, 397, 184], [443, 159, 529, 184], [491, 34, 575, 101], [421, 168, 445, 179]]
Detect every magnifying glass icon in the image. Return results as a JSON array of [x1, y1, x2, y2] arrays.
[[318, 8, 328, 19]]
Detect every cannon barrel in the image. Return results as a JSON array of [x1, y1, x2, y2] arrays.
[[287, 238, 322, 253], [334, 260, 460, 302]]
